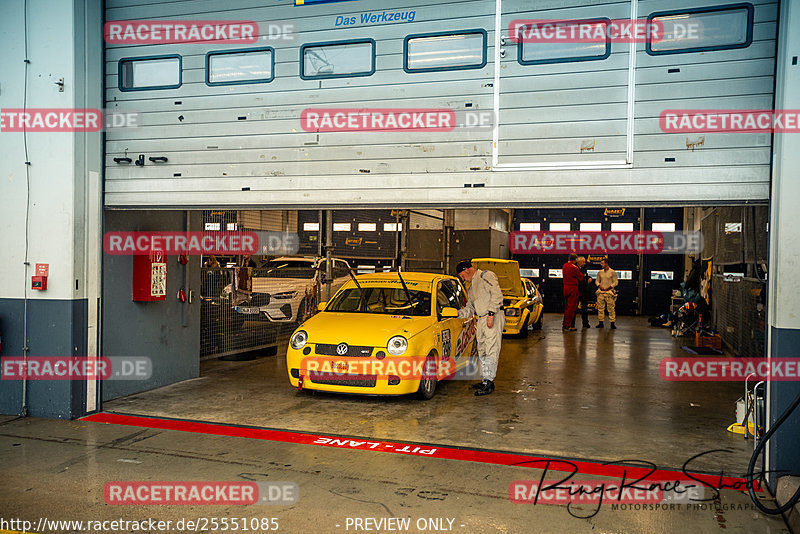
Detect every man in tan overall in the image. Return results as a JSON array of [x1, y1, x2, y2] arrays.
[[595, 259, 619, 329], [456, 260, 505, 396]]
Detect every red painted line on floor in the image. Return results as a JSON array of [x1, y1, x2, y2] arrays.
[[82, 412, 757, 491]]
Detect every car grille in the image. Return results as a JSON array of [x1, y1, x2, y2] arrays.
[[309, 373, 377, 388], [315, 344, 373, 357]]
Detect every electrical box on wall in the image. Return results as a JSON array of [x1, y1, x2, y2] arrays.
[[132, 251, 167, 301]]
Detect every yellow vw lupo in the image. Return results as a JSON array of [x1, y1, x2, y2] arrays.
[[286, 272, 478, 399]]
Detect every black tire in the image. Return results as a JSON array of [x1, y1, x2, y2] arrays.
[[295, 298, 307, 324], [416, 351, 438, 400], [226, 309, 245, 331], [531, 309, 543, 331], [518, 313, 530, 338]]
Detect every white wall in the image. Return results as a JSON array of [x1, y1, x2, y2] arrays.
[[0, 0, 103, 302]]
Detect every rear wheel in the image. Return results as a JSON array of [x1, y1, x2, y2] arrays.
[[416, 351, 438, 400], [531, 309, 543, 331]]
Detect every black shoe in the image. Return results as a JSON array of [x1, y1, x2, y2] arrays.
[[474, 380, 494, 396], [610, 322, 616, 329], [583, 323, 591, 328], [470, 382, 484, 389], [596, 323, 604, 328]]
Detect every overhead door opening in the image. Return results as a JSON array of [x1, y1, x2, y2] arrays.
[[101, 204, 768, 477]]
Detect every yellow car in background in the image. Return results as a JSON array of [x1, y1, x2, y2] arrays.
[[286, 272, 478, 399], [471, 258, 544, 337]]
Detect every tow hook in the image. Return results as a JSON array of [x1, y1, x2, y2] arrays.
[[298, 375, 304, 391]]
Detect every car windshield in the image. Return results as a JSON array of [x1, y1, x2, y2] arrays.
[[261, 261, 316, 279], [325, 286, 432, 316]]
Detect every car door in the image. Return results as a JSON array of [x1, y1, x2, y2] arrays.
[[447, 278, 476, 366], [526, 279, 544, 320], [434, 279, 463, 373]]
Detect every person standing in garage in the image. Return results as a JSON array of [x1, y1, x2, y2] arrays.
[[456, 260, 504, 396], [595, 258, 619, 329], [562, 254, 583, 331], [572, 256, 593, 329]]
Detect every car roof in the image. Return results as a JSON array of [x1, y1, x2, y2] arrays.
[[269, 256, 316, 262], [471, 258, 517, 264], [355, 271, 443, 282]]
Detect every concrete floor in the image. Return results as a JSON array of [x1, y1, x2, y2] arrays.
[[109, 315, 754, 473], [0, 315, 791, 533]]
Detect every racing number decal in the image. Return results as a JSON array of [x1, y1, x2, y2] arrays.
[[454, 318, 477, 360], [441, 329, 451, 360]]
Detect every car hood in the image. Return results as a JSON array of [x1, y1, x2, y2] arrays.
[[251, 278, 313, 294], [301, 312, 434, 347], [471, 259, 526, 298], [223, 277, 313, 295]]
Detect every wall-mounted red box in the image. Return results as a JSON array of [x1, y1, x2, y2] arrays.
[[31, 276, 47, 290]]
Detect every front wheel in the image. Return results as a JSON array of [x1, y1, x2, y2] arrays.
[[416, 351, 438, 400], [518, 313, 530, 338], [295, 298, 307, 324]]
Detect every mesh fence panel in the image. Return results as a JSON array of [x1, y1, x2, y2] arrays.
[[715, 207, 744, 265], [200, 267, 309, 359], [711, 275, 766, 358], [701, 211, 717, 259]]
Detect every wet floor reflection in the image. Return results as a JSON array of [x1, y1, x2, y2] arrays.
[[106, 314, 752, 472]]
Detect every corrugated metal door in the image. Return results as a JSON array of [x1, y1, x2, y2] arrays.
[[495, 0, 634, 168]]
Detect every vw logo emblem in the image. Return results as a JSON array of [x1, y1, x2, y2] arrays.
[[336, 343, 348, 355]]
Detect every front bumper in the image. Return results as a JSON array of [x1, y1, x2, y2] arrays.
[[286, 346, 434, 396]]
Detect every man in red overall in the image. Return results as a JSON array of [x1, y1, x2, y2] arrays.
[[562, 253, 583, 331]]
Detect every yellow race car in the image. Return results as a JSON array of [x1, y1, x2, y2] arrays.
[[286, 272, 478, 399], [471, 258, 544, 336]]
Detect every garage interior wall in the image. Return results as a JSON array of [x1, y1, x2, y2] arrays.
[[101, 211, 202, 401]]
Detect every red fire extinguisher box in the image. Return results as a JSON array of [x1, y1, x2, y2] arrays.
[[132, 252, 167, 302]]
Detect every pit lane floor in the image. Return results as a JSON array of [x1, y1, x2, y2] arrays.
[[105, 315, 756, 474], [0, 413, 789, 534]]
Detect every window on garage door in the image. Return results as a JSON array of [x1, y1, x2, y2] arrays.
[[404, 30, 487, 73], [119, 55, 181, 91], [206, 48, 274, 86], [301, 39, 375, 79], [647, 4, 754, 55], [517, 18, 611, 66]]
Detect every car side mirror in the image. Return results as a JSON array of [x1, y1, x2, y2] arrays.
[[441, 307, 459, 318], [317, 301, 327, 311]]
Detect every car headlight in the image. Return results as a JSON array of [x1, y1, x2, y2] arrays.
[[290, 330, 308, 350], [504, 308, 520, 316], [387, 336, 408, 356]]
